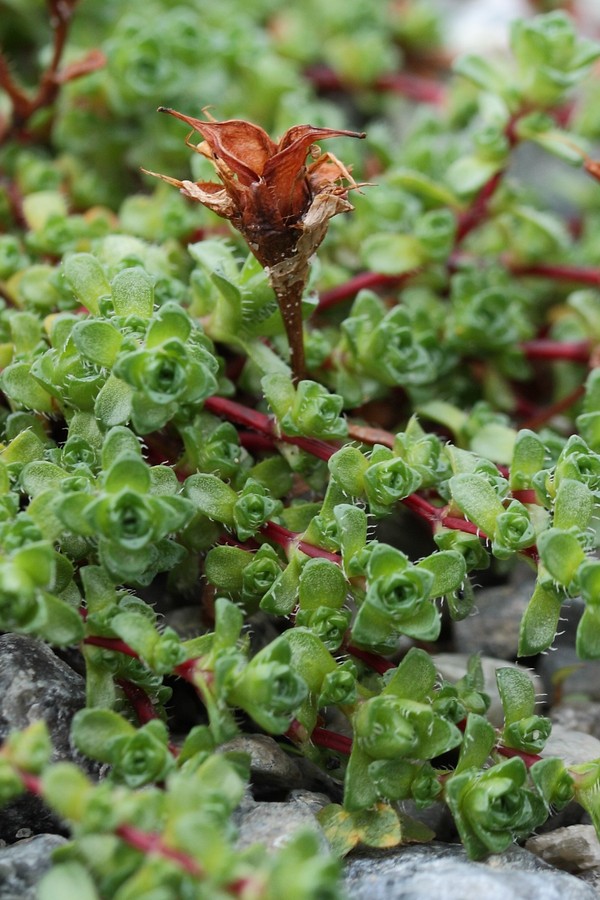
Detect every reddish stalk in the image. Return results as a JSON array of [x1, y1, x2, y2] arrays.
[[521, 339, 591, 364], [84, 635, 140, 659], [452, 252, 600, 293], [0, 1, 105, 143], [374, 71, 448, 105], [495, 745, 542, 769], [513, 260, 600, 288], [401, 492, 441, 525], [311, 726, 353, 755], [84, 635, 208, 689], [115, 824, 205, 878], [346, 644, 396, 675], [237, 431, 277, 454], [305, 64, 447, 106], [117, 679, 158, 725], [174, 657, 204, 683], [9, 765, 215, 885], [310, 723, 545, 768], [204, 395, 338, 462], [16, 770, 42, 794], [347, 422, 396, 448], [511, 489, 539, 505], [521, 383, 586, 431], [117, 679, 180, 756], [317, 271, 411, 311], [260, 519, 342, 563], [438, 516, 482, 537], [455, 170, 505, 243]]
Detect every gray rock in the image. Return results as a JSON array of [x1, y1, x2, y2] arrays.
[[542, 724, 600, 766], [578, 867, 600, 893], [162, 604, 207, 640], [453, 567, 536, 660], [286, 789, 331, 815], [398, 800, 457, 844], [0, 833, 67, 899], [218, 733, 303, 796], [343, 842, 597, 899], [552, 703, 600, 741], [0, 633, 87, 841], [526, 826, 600, 874], [293, 754, 344, 802], [433, 653, 544, 727], [235, 793, 329, 853], [536, 600, 600, 705]]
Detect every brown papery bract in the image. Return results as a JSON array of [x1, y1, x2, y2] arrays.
[[144, 108, 365, 381]]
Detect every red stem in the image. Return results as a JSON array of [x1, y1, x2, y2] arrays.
[[305, 64, 446, 106], [9, 766, 207, 882], [521, 339, 591, 363], [174, 657, 202, 683], [18, 770, 42, 794], [237, 431, 277, 453], [84, 635, 140, 658], [347, 422, 396, 448], [260, 520, 342, 563], [84, 635, 207, 689], [317, 272, 410, 310], [456, 170, 505, 243], [511, 489, 539, 505], [401, 492, 441, 524], [346, 644, 395, 675], [495, 745, 542, 768], [117, 679, 159, 725], [204, 395, 337, 462], [439, 516, 482, 537], [373, 71, 448, 105], [309, 724, 543, 768], [115, 824, 204, 878], [513, 260, 600, 288], [521, 384, 586, 432], [311, 726, 353, 755]]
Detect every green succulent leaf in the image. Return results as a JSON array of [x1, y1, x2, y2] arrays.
[[518, 580, 563, 656], [449, 473, 506, 536], [38, 861, 101, 900], [537, 528, 586, 589], [71, 708, 136, 763], [111, 266, 154, 318], [63, 253, 110, 316]]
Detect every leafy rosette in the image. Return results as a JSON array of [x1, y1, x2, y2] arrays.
[[445, 757, 547, 858]]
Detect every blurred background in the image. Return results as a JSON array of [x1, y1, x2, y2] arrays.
[[1, 0, 598, 210]]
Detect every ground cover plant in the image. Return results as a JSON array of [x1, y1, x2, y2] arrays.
[[2, 0, 600, 896]]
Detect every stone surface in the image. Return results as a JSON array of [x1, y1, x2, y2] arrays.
[[452, 567, 536, 660], [536, 600, 600, 705], [343, 842, 597, 899], [542, 723, 600, 767], [287, 789, 331, 815], [219, 733, 303, 797], [398, 800, 457, 844], [433, 653, 543, 727], [235, 792, 329, 853], [552, 703, 600, 741], [0, 833, 67, 899], [0, 634, 88, 841], [526, 826, 600, 874]]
